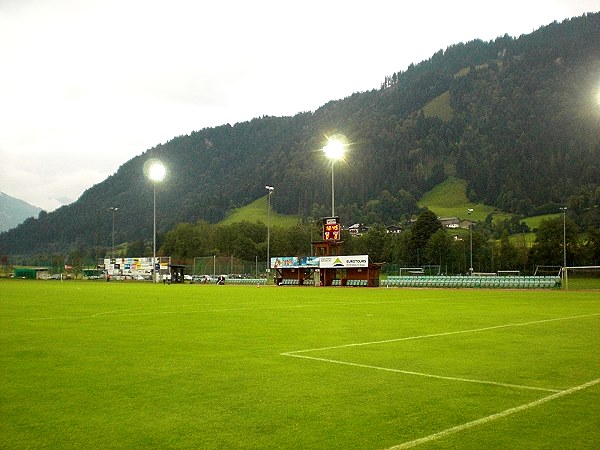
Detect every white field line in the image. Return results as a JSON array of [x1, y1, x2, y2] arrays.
[[27, 303, 316, 320], [283, 313, 600, 355], [282, 353, 560, 393], [281, 312, 600, 446], [385, 378, 600, 449], [28, 308, 143, 321], [27, 299, 409, 321], [26, 295, 490, 322], [281, 313, 600, 393]]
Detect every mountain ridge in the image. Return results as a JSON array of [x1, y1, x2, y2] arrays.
[[1, 13, 599, 256], [0, 192, 42, 233]]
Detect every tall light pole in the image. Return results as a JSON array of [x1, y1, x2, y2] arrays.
[[146, 160, 166, 283], [323, 139, 345, 217], [560, 206, 567, 289], [468, 208, 474, 275], [265, 186, 274, 277], [109, 207, 118, 259]]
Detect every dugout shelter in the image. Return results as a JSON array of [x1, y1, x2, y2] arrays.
[[168, 264, 186, 283]]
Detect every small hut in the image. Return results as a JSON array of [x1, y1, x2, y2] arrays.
[[168, 264, 186, 283]]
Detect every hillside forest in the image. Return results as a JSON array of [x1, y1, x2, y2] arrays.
[[1, 13, 599, 274]]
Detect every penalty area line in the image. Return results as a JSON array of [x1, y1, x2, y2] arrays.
[[385, 378, 600, 449], [281, 353, 560, 393]]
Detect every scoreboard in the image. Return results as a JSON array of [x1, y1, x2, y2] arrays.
[[323, 223, 340, 240], [323, 217, 341, 240]]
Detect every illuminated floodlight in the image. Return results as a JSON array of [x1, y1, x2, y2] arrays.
[[323, 139, 345, 161], [148, 161, 166, 182]]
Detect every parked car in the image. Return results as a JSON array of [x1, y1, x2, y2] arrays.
[[192, 275, 213, 283]]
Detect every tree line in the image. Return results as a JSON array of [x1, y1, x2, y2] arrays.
[[155, 210, 600, 275], [6, 208, 597, 277]]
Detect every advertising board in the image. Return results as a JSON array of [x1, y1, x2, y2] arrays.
[[319, 255, 369, 268], [271, 255, 369, 269]]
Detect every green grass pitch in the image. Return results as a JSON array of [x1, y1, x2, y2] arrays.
[[1, 280, 599, 449]]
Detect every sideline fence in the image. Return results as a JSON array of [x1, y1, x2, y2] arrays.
[[193, 256, 268, 278]]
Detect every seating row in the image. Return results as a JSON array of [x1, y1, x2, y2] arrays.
[[346, 279, 369, 287], [382, 276, 560, 289], [224, 278, 266, 285], [330, 279, 369, 287]]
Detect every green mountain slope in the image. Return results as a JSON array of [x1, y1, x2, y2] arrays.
[[1, 13, 599, 255]]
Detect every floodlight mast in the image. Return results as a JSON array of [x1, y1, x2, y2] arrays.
[[110, 207, 118, 259], [266, 186, 274, 277], [147, 161, 166, 283], [468, 208, 474, 275], [560, 206, 568, 289]]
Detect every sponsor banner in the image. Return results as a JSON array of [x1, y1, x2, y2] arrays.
[[319, 255, 369, 268], [271, 256, 298, 269], [299, 256, 320, 267], [271, 255, 369, 269], [101, 256, 170, 275], [271, 256, 319, 269]]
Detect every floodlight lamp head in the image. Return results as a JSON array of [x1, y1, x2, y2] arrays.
[[265, 185, 274, 192], [323, 139, 345, 161], [144, 160, 167, 182]]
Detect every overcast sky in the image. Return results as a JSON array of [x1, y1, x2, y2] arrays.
[[1, 0, 597, 212]]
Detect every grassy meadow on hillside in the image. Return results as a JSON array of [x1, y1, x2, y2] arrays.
[[418, 177, 565, 235], [422, 91, 454, 122], [523, 213, 562, 231], [417, 177, 495, 220], [2, 280, 599, 449], [220, 196, 300, 227]]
